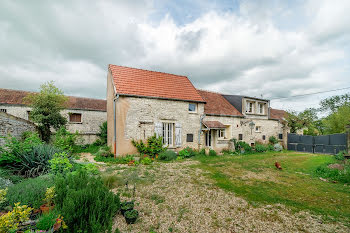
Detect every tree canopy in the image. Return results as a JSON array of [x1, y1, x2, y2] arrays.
[[24, 81, 68, 142]]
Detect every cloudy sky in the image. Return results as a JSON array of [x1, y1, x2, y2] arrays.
[[1, 0, 349, 112]]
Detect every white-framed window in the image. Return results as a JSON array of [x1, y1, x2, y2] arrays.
[[189, 103, 197, 112], [258, 103, 264, 114], [246, 102, 253, 113], [255, 126, 261, 132], [162, 122, 174, 146], [218, 129, 225, 138]]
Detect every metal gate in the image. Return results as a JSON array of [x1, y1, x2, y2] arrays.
[[287, 133, 348, 155]]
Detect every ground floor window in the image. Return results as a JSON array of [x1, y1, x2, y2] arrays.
[[218, 129, 225, 138], [279, 133, 283, 140], [69, 113, 82, 123], [162, 123, 174, 146], [0, 109, 6, 113]]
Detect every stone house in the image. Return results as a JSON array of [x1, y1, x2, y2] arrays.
[[0, 88, 106, 144], [107, 64, 288, 155]]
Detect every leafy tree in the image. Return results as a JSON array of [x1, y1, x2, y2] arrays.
[[286, 108, 323, 135], [322, 103, 350, 134], [319, 93, 350, 113], [24, 81, 68, 142], [98, 121, 107, 145]]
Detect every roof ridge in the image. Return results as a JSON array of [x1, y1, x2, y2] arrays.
[[109, 64, 188, 79]]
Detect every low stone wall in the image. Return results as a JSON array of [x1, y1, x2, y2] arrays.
[[0, 112, 36, 147]]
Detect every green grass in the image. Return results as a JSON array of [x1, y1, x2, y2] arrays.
[[193, 151, 350, 222]]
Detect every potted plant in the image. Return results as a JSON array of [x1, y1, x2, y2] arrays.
[[124, 209, 138, 224], [120, 201, 134, 216], [40, 187, 55, 213]]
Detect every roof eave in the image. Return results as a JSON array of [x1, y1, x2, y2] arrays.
[[118, 93, 206, 103]]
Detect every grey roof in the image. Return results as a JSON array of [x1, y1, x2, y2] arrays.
[[222, 95, 244, 113]]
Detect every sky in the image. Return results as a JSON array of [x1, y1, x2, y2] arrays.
[[0, 0, 350, 112]]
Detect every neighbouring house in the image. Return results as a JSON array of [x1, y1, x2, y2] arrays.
[[0, 88, 107, 144], [107, 64, 289, 155], [0, 111, 37, 147]]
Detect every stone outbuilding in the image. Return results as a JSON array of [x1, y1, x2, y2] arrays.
[[107, 64, 289, 156], [0, 88, 107, 144]]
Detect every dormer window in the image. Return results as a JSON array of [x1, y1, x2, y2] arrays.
[[246, 102, 254, 113], [258, 103, 265, 114]]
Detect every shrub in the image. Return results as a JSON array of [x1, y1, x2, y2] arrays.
[[315, 164, 350, 184], [0, 202, 33, 232], [209, 149, 217, 156], [274, 143, 283, 152], [0, 132, 42, 166], [95, 146, 114, 157], [80, 163, 100, 175], [131, 134, 166, 158], [98, 121, 108, 145], [269, 136, 278, 145], [120, 201, 134, 214], [235, 141, 252, 153], [6, 144, 63, 178], [178, 147, 196, 158], [158, 150, 177, 161], [54, 170, 120, 233], [52, 127, 78, 153], [95, 154, 135, 164], [267, 144, 274, 151], [36, 209, 60, 230], [49, 152, 73, 175], [199, 148, 206, 156], [255, 144, 268, 153], [335, 151, 346, 161], [141, 157, 153, 165], [3, 175, 54, 209]]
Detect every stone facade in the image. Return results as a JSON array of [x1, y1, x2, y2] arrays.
[[0, 112, 36, 146], [0, 105, 106, 144]]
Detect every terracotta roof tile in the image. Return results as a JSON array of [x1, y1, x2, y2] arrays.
[[0, 88, 106, 112], [203, 121, 226, 129], [197, 90, 243, 116], [270, 108, 287, 120], [109, 64, 205, 103]]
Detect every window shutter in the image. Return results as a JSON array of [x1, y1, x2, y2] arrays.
[[155, 122, 162, 138], [175, 123, 182, 147]]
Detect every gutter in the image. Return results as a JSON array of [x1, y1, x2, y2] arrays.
[[113, 94, 119, 158]]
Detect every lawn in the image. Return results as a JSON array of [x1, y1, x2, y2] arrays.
[[86, 150, 350, 232], [193, 151, 350, 221]]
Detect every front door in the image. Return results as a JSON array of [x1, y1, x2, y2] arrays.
[[205, 130, 212, 147]]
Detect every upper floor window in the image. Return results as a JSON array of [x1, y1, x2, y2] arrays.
[[258, 103, 265, 114], [246, 102, 253, 113], [255, 126, 261, 132], [0, 109, 6, 113], [218, 129, 225, 138], [189, 103, 197, 112], [69, 113, 82, 123]]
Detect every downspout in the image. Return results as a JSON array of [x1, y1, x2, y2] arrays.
[[198, 114, 206, 150], [113, 94, 119, 158]]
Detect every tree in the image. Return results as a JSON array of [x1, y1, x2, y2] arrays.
[[98, 121, 107, 145], [286, 108, 323, 135], [319, 93, 350, 113], [24, 81, 68, 142], [322, 103, 350, 134]]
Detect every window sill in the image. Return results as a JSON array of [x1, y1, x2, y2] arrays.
[[69, 122, 83, 124], [188, 111, 198, 114], [218, 138, 229, 141]]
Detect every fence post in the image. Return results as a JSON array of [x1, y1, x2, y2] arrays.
[[347, 124, 350, 154]]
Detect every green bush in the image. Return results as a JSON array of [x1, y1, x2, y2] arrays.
[[3, 175, 54, 209], [267, 144, 274, 151], [141, 157, 153, 165], [315, 164, 350, 184], [178, 147, 197, 158], [255, 144, 268, 153], [80, 163, 100, 175], [0, 132, 42, 166], [55, 170, 120, 233], [269, 136, 278, 145], [36, 209, 60, 230], [335, 151, 346, 161], [6, 144, 63, 178], [95, 146, 114, 157], [199, 148, 206, 156], [158, 150, 177, 161], [209, 149, 217, 156], [98, 121, 108, 145], [49, 152, 73, 175], [234, 141, 252, 153], [131, 134, 166, 158], [52, 127, 78, 153]]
